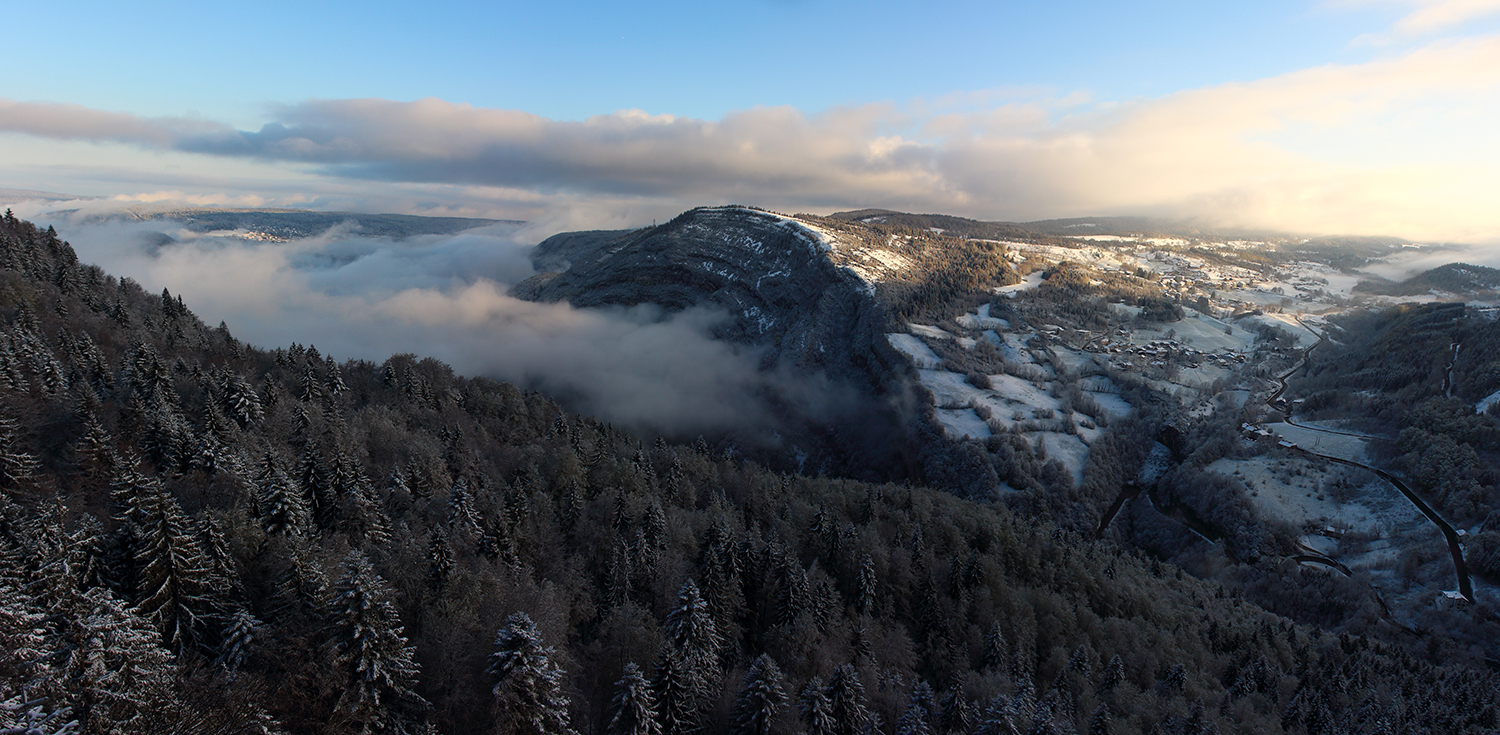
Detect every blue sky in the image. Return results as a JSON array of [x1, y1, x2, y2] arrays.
[[0, 1, 1431, 123], [3, 0, 1500, 241]]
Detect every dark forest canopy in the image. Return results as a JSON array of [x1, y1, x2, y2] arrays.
[[0, 210, 1495, 734]]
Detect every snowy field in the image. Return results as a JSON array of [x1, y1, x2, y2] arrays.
[[1130, 310, 1258, 352], [886, 333, 942, 368], [994, 271, 1045, 297], [1477, 389, 1500, 414], [1239, 313, 1320, 346], [1265, 422, 1370, 463], [909, 359, 1126, 483]]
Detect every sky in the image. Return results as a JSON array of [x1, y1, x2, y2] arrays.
[[3, 0, 1500, 436], [3, 0, 1500, 242]]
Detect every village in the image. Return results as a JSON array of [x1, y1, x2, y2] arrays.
[[882, 228, 1495, 626]]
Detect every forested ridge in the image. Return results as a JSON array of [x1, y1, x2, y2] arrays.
[[1294, 302, 1500, 580], [0, 211, 1495, 734]]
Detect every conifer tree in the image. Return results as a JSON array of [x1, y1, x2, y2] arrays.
[[939, 688, 974, 735], [222, 373, 264, 427], [133, 480, 217, 656], [664, 579, 721, 670], [67, 587, 180, 733], [653, 650, 699, 735], [325, 355, 348, 396], [447, 479, 480, 533], [0, 582, 49, 697], [427, 529, 452, 592], [799, 678, 836, 735], [825, 665, 871, 735], [489, 612, 574, 735], [729, 653, 786, 735], [1097, 655, 1125, 694], [299, 360, 323, 404], [856, 554, 876, 614], [0, 415, 39, 490], [297, 443, 337, 532], [258, 452, 306, 537], [980, 622, 1007, 673], [198, 513, 246, 607], [1087, 704, 1111, 735], [607, 662, 661, 735], [328, 552, 427, 734], [898, 682, 935, 735], [275, 545, 331, 619], [216, 608, 260, 676]]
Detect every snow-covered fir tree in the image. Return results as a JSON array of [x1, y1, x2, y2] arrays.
[[728, 654, 786, 735], [606, 662, 660, 735], [489, 612, 574, 735], [328, 552, 427, 735]]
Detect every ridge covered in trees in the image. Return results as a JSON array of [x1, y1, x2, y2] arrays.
[[0, 211, 1495, 733]]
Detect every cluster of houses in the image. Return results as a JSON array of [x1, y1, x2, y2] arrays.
[[1090, 336, 1249, 372], [1240, 422, 1300, 450]]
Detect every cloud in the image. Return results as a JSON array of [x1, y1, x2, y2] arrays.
[[3, 33, 1500, 242], [1339, 0, 1500, 36], [0, 99, 235, 147], [46, 214, 783, 436]]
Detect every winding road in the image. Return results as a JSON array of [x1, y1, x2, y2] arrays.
[[1271, 318, 1474, 603], [1095, 315, 1476, 606]]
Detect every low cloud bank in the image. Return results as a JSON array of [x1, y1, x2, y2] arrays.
[[47, 213, 784, 437]]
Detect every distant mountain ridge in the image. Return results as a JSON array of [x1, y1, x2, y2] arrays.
[[1355, 262, 1500, 296], [59, 206, 515, 241]]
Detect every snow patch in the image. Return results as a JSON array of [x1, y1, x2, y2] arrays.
[[935, 408, 992, 440], [1476, 389, 1500, 415], [887, 334, 942, 368], [956, 314, 1008, 330], [1037, 432, 1088, 485], [908, 324, 953, 340], [993, 271, 1045, 297]]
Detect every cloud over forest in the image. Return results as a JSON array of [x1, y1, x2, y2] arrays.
[[48, 216, 783, 437]]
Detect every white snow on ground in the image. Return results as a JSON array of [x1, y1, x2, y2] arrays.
[[1265, 422, 1370, 463], [1241, 313, 1319, 346], [919, 369, 986, 409], [1048, 346, 1098, 374], [994, 271, 1045, 296], [1222, 289, 1289, 307], [1217, 390, 1252, 409], [842, 246, 914, 283], [908, 324, 954, 340], [1207, 454, 1452, 619], [984, 373, 1059, 410], [955, 303, 1010, 331], [1087, 393, 1132, 419], [886, 334, 942, 368], [1477, 389, 1500, 414], [1173, 363, 1232, 390], [956, 313, 1008, 330], [982, 331, 1026, 361], [1038, 432, 1088, 485], [936, 408, 992, 440], [1208, 457, 1388, 530], [1126, 311, 1257, 352]]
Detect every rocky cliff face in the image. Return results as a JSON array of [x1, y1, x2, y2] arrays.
[[515, 206, 926, 479]]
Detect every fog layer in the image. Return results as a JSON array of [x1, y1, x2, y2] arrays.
[[53, 216, 778, 436]]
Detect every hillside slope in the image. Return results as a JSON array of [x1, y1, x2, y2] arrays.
[[1, 213, 1496, 733]]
